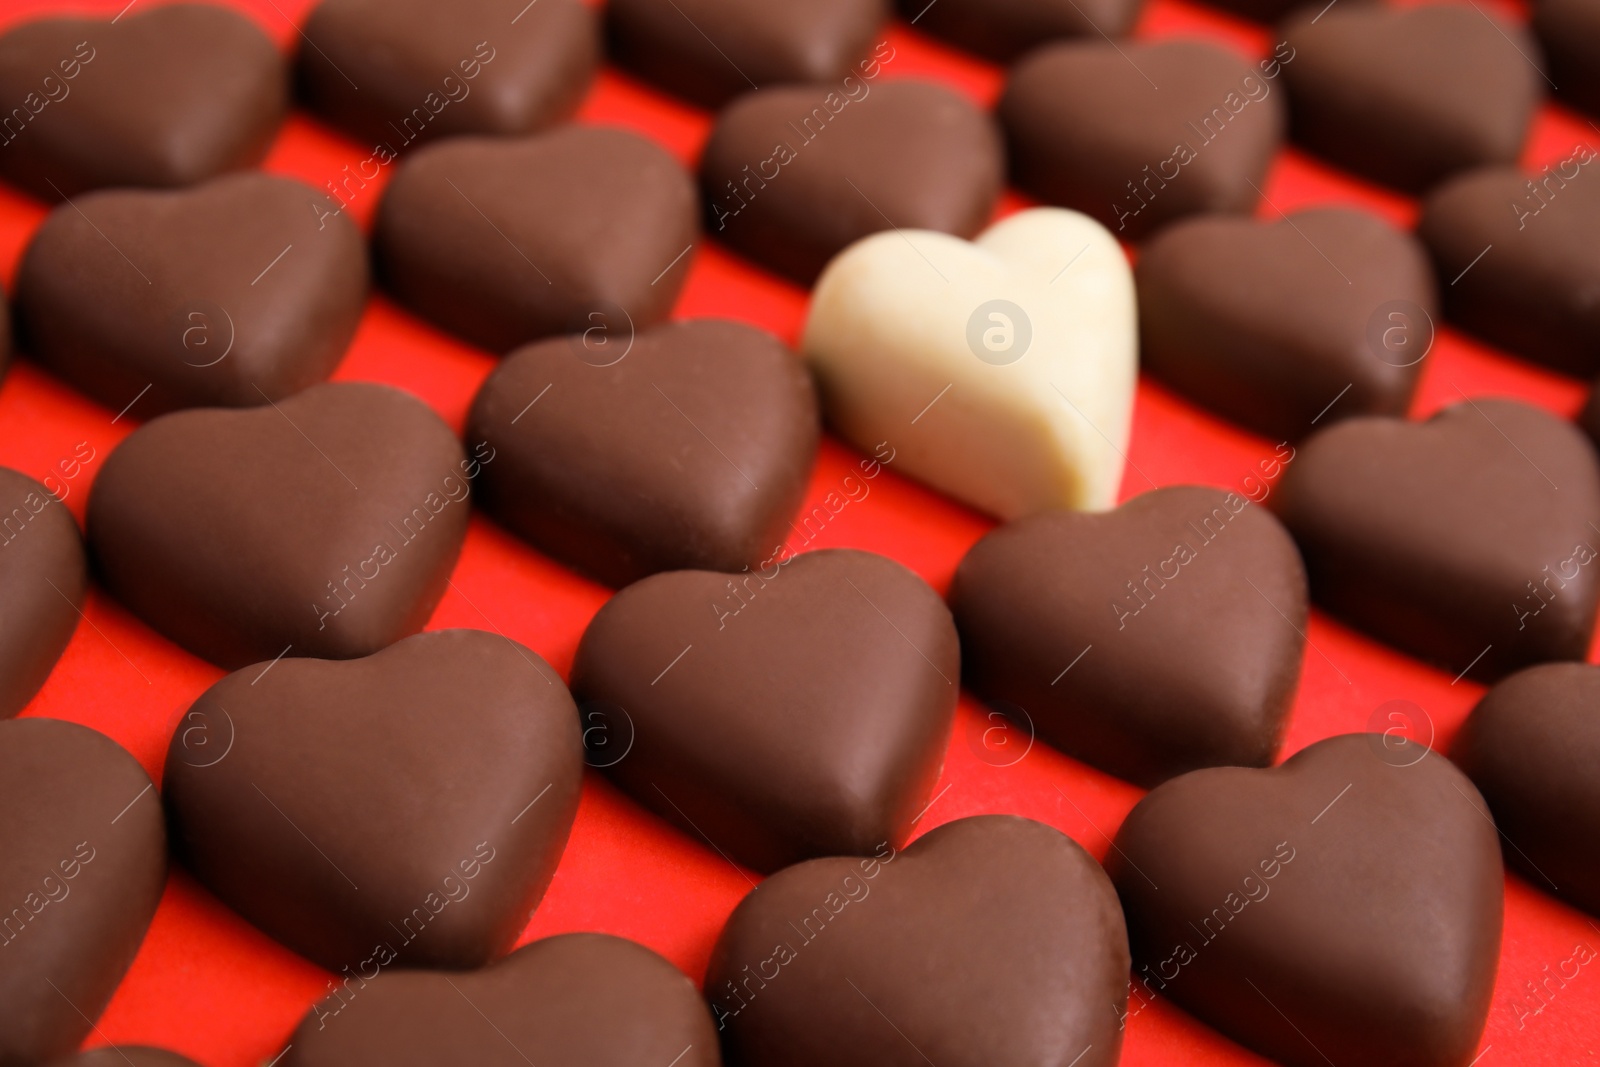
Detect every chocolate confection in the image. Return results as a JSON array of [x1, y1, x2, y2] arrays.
[[708, 815, 1129, 1067], [1270, 400, 1600, 682], [0, 4, 287, 199], [700, 78, 1003, 283], [44, 1051, 202, 1067], [1453, 662, 1600, 916], [1418, 163, 1600, 377], [1534, 0, 1600, 116], [1137, 208, 1438, 440], [87, 382, 472, 670], [1000, 38, 1288, 240], [284, 933, 720, 1067], [163, 629, 582, 972], [570, 548, 959, 873], [17, 173, 368, 417], [1110, 733, 1503, 1067], [951, 485, 1307, 787], [0, 467, 85, 718], [375, 125, 697, 353], [297, 0, 599, 148], [467, 319, 820, 587], [608, 0, 888, 108], [896, 0, 1145, 63], [1279, 3, 1541, 193], [0, 719, 166, 1066]]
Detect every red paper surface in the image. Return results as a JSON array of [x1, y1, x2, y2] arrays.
[[0, 0, 1597, 1063]]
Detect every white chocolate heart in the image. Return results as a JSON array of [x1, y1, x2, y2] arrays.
[[801, 207, 1137, 518]]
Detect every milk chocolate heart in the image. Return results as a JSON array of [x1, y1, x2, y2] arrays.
[[609, 0, 889, 108], [1280, 3, 1541, 193], [88, 382, 473, 670], [1110, 733, 1503, 1067], [951, 485, 1307, 787], [298, 0, 599, 148], [1137, 208, 1437, 441], [1270, 400, 1600, 682], [284, 932, 718, 1067], [0, 4, 287, 199], [708, 815, 1129, 1067], [898, 0, 1144, 62], [467, 319, 819, 588], [16, 173, 368, 417], [375, 125, 697, 353], [1000, 39, 1288, 240], [570, 548, 958, 872], [1418, 163, 1600, 377], [1535, 0, 1600, 116], [163, 629, 582, 972], [0, 719, 166, 1066], [802, 208, 1136, 518], [44, 1050, 200, 1067], [1454, 662, 1600, 916], [700, 77, 1003, 283], [0, 468, 85, 718]]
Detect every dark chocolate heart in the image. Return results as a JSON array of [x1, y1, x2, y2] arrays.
[[0, 4, 287, 199], [1454, 662, 1600, 916], [999, 39, 1287, 240], [1137, 208, 1437, 440], [16, 173, 368, 418], [1279, 3, 1541, 194], [951, 485, 1307, 787], [298, 0, 599, 148], [1418, 163, 1600, 377], [163, 629, 583, 972], [468, 319, 819, 587], [1110, 733, 1503, 1067], [0, 719, 166, 1065], [570, 548, 959, 872], [700, 78, 1003, 283], [284, 932, 718, 1067], [896, 0, 1144, 63], [707, 815, 1129, 1067], [44, 1050, 200, 1067], [0, 468, 85, 718], [1535, 0, 1600, 116], [87, 381, 472, 670], [1270, 399, 1600, 682], [374, 125, 697, 353], [609, 0, 888, 108]]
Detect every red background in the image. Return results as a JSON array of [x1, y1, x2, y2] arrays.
[[1, 0, 1597, 1062]]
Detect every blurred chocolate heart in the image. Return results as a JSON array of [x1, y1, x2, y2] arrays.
[[1419, 163, 1600, 377], [1110, 733, 1503, 1067], [700, 78, 1003, 283], [952, 485, 1307, 787], [88, 382, 472, 669], [163, 629, 583, 972], [284, 932, 719, 1067], [1138, 208, 1437, 440], [375, 125, 697, 353], [1280, 3, 1540, 193], [17, 173, 367, 417], [0, 4, 287, 199], [708, 815, 1129, 1067], [1272, 399, 1600, 682], [1454, 662, 1600, 916], [468, 319, 819, 587], [897, 0, 1143, 63], [0, 467, 85, 718], [1534, 0, 1600, 117], [571, 548, 959, 872], [0, 719, 166, 1065], [1000, 39, 1287, 239], [298, 0, 599, 147]]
